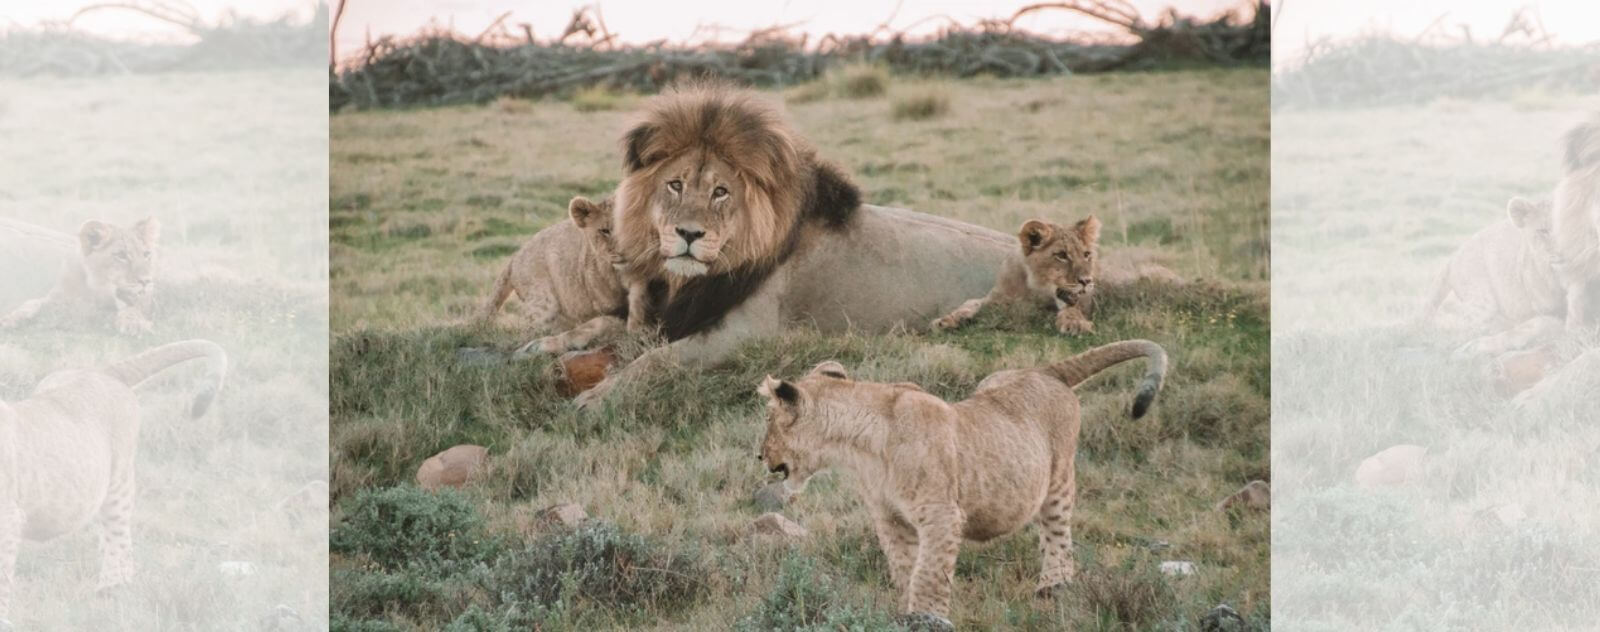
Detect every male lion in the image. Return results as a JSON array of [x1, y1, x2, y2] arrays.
[[0, 217, 160, 335], [477, 196, 652, 354], [577, 81, 1014, 406], [1419, 197, 1567, 356], [933, 216, 1104, 335], [756, 340, 1168, 623], [0, 340, 227, 624], [1549, 113, 1600, 331]]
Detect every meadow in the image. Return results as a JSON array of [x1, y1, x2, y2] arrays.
[[0, 69, 329, 630], [329, 68, 1270, 630], [1272, 95, 1600, 629]]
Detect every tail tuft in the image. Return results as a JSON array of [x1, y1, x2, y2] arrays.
[[1131, 380, 1159, 419]]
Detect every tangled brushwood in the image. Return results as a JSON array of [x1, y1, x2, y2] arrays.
[[329, 2, 1268, 111]]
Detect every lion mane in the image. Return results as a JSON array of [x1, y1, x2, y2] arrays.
[[1553, 112, 1600, 279], [614, 81, 861, 341]]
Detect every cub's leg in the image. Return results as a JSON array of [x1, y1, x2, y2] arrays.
[[0, 297, 47, 330], [510, 288, 563, 356], [0, 492, 19, 621], [95, 473, 136, 592], [1034, 467, 1078, 595], [534, 315, 625, 354], [1054, 303, 1093, 335], [931, 297, 988, 332], [113, 303, 154, 336], [904, 504, 964, 619], [868, 505, 919, 597]]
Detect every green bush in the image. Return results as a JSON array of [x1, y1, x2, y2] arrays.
[[737, 555, 902, 632], [839, 64, 890, 99], [491, 521, 708, 620], [891, 91, 950, 121], [331, 486, 499, 570]]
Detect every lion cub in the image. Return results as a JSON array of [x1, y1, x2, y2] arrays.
[[2, 340, 226, 623], [1419, 197, 1567, 356], [478, 196, 653, 354], [934, 216, 1101, 335], [757, 340, 1168, 622], [1, 217, 159, 335]]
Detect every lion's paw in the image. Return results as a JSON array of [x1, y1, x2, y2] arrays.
[[930, 315, 960, 332], [572, 380, 614, 411], [1055, 314, 1093, 335]]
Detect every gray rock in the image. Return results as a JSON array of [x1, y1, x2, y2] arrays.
[[1200, 604, 1246, 632], [898, 612, 955, 632], [751, 481, 792, 512], [416, 444, 489, 491], [752, 512, 808, 538]]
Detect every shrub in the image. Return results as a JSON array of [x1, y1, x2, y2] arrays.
[[891, 91, 950, 121], [839, 64, 890, 99], [492, 520, 708, 618], [331, 486, 499, 570], [1068, 554, 1176, 629], [736, 555, 902, 632], [571, 85, 624, 112]]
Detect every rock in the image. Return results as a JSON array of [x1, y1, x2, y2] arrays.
[[1214, 480, 1271, 511], [1200, 604, 1246, 632], [1492, 347, 1562, 397], [558, 347, 616, 397], [537, 503, 589, 529], [752, 512, 808, 538], [416, 444, 489, 491], [1159, 560, 1197, 576], [1355, 444, 1427, 489], [897, 612, 955, 632], [456, 346, 506, 368], [751, 481, 792, 512]]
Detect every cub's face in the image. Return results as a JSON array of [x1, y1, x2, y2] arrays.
[[649, 153, 745, 278], [568, 196, 622, 269], [1018, 216, 1100, 307], [79, 217, 159, 307], [756, 362, 848, 493], [1507, 197, 1560, 264]]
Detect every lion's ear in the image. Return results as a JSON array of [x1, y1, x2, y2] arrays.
[[622, 122, 659, 173], [1074, 215, 1101, 245], [1507, 197, 1537, 228], [1019, 220, 1052, 254], [569, 196, 601, 228], [133, 216, 160, 246], [79, 220, 113, 254], [809, 361, 848, 379]]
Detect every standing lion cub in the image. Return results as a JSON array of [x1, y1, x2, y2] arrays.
[[477, 196, 653, 354], [1, 217, 160, 335], [934, 216, 1102, 335], [757, 340, 1168, 623]]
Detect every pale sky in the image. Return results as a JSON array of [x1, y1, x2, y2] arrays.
[[1275, 0, 1600, 68], [0, 0, 316, 42]]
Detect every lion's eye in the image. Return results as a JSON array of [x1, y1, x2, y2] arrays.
[[712, 186, 728, 199], [667, 180, 683, 193], [599, 228, 611, 236], [1084, 250, 1093, 258], [1053, 252, 1069, 262]]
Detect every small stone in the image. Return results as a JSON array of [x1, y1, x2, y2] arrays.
[[1214, 480, 1270, 511], [897, 612, 955, 632], [558, 347, 616, 397], [416, 444, 489, 491], [1200, 604, 1245, 632], [1159, 560, 1197, 576], [537, 503, 589, 529], [751, 481, 792, 512], [456, 346, 505, 368], [1355, 444, 1427, 489], [752, 512, 808, 538]]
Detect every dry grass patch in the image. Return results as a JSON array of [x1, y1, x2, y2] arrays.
[[892, 90, 951, 121]]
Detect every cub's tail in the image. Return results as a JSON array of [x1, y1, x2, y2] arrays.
[[476, 261, 517, 325], [1048, 339, 1168, 419], [104, 339, 228, 419]]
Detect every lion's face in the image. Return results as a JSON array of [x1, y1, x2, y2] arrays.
[[79, 217, 159, 307], [568, 195, 623, 269], [1019, 216, 1100, 307], [648, 153, 745, 278]]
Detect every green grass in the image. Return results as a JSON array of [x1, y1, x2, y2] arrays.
[[1272, 95, 1600, 628], [0, 69, 328, 629], [330, 69, 1269, 630], [891, 90, 951, 121]]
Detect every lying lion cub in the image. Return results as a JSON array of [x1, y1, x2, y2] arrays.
[[1, 217, 160, 335], [1419, 197, 1567, 356], [1, 340, 227, 623], [477, 196, 653, 354], [934, 216, 1102, 335], [757, 339, 1168, 622]]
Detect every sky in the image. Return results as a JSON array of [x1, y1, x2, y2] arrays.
[[0, 0, 314, 41], [1275, 0, 1600, 68]]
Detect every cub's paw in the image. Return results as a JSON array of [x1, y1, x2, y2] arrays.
[[1034, 581, 1069, 599], [897, 612, 955, 632], [930, 314, 962, 332], [1055, 313, 1093, 335]]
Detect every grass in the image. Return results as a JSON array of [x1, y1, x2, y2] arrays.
[[891, 90, 950, 121], [1272, 94, 1600, 628], [330, 68, 1270, 630], [0, 70, 327, 629]]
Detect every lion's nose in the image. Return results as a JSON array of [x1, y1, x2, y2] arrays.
[[675, 226, 705, 245], [1078, 277, 1093, 287]]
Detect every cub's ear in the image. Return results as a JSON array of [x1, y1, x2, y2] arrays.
[[1018, 220, 1052, 254], [133, 216, 160, 246], [1074, 215, 1101, 245], [569, 196, 601, 228], [809, 360, 848, 379], [1506, 197, 1537, 228], [78, 220, 113, 254], [622, 122, 659, 173], [758, 375, 800, 405]]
